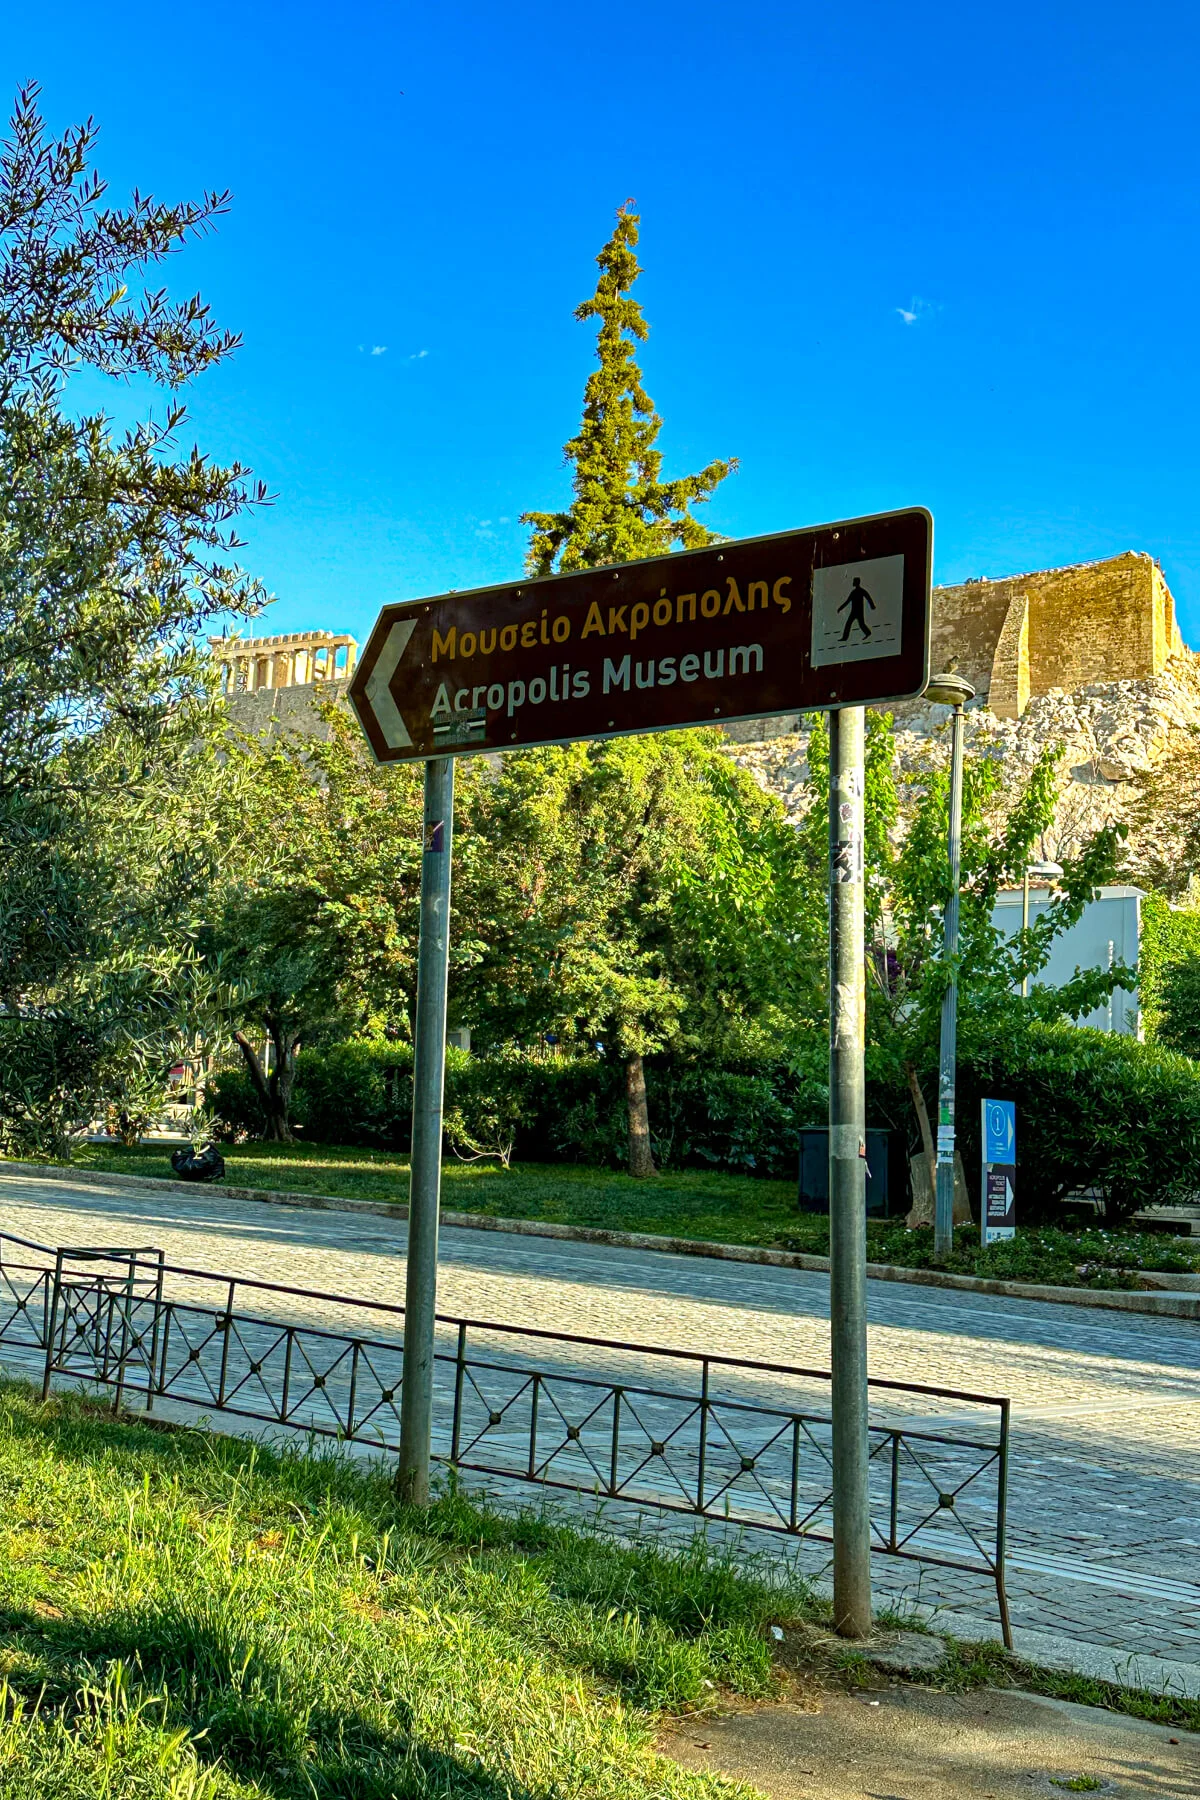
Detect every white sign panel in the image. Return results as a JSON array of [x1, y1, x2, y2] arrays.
[[811, 554, 905, 668]]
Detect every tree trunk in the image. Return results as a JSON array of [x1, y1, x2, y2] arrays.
[[267, 1027, 299, 1143], [904, 1060, 937, 1228], [625, 1053, 656, 1178], [233, 1028, 294, 1143]]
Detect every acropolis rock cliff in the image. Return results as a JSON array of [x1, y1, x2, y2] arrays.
[[727, 551, 1198, 875]]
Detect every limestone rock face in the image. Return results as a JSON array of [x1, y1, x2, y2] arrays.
[[725, 653, 1200, 874]]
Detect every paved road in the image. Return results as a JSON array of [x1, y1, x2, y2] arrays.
[[1, 1169, 1197, 1664]]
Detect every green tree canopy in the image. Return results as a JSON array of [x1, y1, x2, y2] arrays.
[[201, 703, 820, 1152], [201, 708, 508, 1139], [802, 709, 1133, 1212], [465, 731, 820, 1041], [1138, 889, 1200, 1056], [0, 85, 265, 1154], [200, 716, 423, 1141], [0, 84, 267, 790], [0, 732, 232, 1156], [458, 729, 821, 1175]]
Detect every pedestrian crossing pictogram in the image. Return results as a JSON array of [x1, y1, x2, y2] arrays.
[[811, 554, 905, 667]]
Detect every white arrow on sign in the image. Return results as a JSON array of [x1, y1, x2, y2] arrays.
[[364, 620, 416, 748]]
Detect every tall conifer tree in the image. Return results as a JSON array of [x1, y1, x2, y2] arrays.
[[522, 205, 734, 576], [522, 206, 735, 1175]]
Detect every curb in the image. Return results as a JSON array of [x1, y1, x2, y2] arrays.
[[798, 1582, 1200, 1700], [3, 1159, 1199, 1321]]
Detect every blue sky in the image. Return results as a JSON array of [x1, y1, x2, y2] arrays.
[[9, 1, 1200, 646]]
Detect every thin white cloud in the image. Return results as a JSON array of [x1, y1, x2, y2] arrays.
[[357, 344, 429, 360], [895, 295, 937, 326]]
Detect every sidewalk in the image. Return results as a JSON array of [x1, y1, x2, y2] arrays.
[[661, 1684, 1200, 1798]]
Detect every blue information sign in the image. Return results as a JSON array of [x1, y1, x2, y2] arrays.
[[983, 1099, 1015, 1166], [981, 1099, 1016, 1244]]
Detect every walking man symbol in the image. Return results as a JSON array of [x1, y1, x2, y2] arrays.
[[838, 576, 875, 642]]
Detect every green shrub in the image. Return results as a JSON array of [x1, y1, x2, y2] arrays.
[[1155, 955, 1200, 1059], [495, 1056, 628, 1166], [206, 1024, 1200, 1218], [957, 1021, 1200, 1225], [206, 1064, 265, 1139], [291, 1039, 416, 1144], [1137, 891, 1200, 1051], [210, 1042, 423, 1150], [648, 1064, 815, 1173], [207, 1041, 829, 1177]]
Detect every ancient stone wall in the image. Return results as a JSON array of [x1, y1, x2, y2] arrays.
[[223, 678, 353, 743], [932, 552, 1183, 719], [927, 577, 1012, 701], [985, 589, 1029, 721]]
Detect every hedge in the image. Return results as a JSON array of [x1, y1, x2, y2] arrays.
[[955, 1022, 1200, 1225], [207, 1023, 1200, 1221], [207, 1043, 827, 1179]]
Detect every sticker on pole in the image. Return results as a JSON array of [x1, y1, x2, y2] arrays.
[[811, 555, 905, 668]]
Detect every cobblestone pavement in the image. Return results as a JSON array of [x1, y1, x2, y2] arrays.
[[1, 1170, 1197, 1663]]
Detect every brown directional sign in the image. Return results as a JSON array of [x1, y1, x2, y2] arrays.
[[349, 507, 931, 761]]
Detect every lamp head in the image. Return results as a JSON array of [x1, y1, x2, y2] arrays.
[[924, 667, 976, 708], [1026, 859, 1064, 881]]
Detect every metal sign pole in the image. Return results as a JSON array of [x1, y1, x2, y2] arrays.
[[828, 703, 872, 1639], [397, 754, 455, 1504], [934, 695, 967, 1258]]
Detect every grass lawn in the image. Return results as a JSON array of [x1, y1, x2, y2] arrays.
[[74, 1140, 803, 1247], [68, 1140, 1200, 1290], [0, 1385, 1193, 1799], [0, 1382, 798, 1797]]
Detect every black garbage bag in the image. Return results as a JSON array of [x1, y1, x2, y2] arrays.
[[170, 1144, 226, 1183]]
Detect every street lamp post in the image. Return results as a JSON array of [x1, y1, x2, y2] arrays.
[[1020, 861, 1065, 997], [924, 668, 975, 1261]]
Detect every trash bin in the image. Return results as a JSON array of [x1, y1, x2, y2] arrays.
[[797, 1128, 890, 1218]]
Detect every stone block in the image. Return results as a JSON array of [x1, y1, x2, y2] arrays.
[[865, 1630, 949, 1675], [907, 1151, 973, 1228]]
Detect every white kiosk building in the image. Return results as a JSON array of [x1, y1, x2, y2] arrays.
[[990, 883, 1143, 1035]]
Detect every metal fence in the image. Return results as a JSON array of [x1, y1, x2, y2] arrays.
[[0, 1227, 1012, 1644]]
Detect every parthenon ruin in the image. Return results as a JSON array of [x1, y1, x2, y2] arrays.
[[209, 630, 357, 695]]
